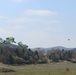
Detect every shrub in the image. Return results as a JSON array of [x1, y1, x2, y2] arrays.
[[42, 57, 48, 63], [37, 59, 43, 64], [0, 68, 15, 72], [71, 59, 76, 63], [66, 68, 70, 72], [13, 56, 26, 64]]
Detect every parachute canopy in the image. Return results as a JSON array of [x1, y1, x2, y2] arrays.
[[68, 39, 70, 41]]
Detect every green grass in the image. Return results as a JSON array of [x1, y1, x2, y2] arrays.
[[0, 62, 76, 75]]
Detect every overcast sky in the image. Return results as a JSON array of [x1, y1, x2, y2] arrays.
[[0, 0, 76, 48]]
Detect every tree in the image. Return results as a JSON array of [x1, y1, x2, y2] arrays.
[[0, 48, 3, 54], [18, 42, 28, 49], [0, 38, 4, 44], [8, 55, 14, 64], [36, 49, 45, 59], [34, 51, 39, 60], [50, 53, 59, 62], [5, 37, 16, 44], [15, 48, 20, 57]]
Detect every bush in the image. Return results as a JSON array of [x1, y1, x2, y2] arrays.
[[42, 57, 48, 63], [66, 68, 70, 72], [13, 56, 26, 64], [37, 58, 48, 64], [37, 59, 43, 64], [71, 59, 76, 63], [0, 68, 15, 72]]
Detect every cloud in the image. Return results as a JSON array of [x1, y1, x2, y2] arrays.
[[8, 18, 38, 23], [7, 17, 60, 24], [12, 0, 24, 3], [12, 25, 24, 30], [41, 20, 60, 24], [0, 28, 15, 37], [25, 9, 58, 16], [0, 16, 9, 19], [0, 25, 24, 39]]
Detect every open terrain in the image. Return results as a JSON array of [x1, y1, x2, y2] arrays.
[[0, 62, 76, 75]]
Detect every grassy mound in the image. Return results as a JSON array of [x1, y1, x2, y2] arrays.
[[0, 68, 15, 72]]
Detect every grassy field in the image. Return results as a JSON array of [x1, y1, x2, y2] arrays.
[[0, 62, 76, 75]]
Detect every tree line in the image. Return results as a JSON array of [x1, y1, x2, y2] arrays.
[[0, 37, 76, 65]]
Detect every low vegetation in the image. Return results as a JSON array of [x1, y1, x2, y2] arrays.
[[0, 68, 15, 73], [0, 62, 76, 75]]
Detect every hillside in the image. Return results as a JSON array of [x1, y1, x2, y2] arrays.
[[71, 48, 76, 52], [31, 46, 73, 51]]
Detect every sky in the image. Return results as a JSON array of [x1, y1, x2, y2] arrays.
[[0, 0, 76, 48]]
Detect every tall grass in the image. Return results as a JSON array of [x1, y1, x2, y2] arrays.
[[0, 62, 76, 75]]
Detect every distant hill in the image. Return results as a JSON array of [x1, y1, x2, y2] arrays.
[[31, 46, 73, 51], [50, 46, 73, 50], [71, 48, 76, 52]]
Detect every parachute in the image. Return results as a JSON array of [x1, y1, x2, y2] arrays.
[[68, 39, 70, 41]]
